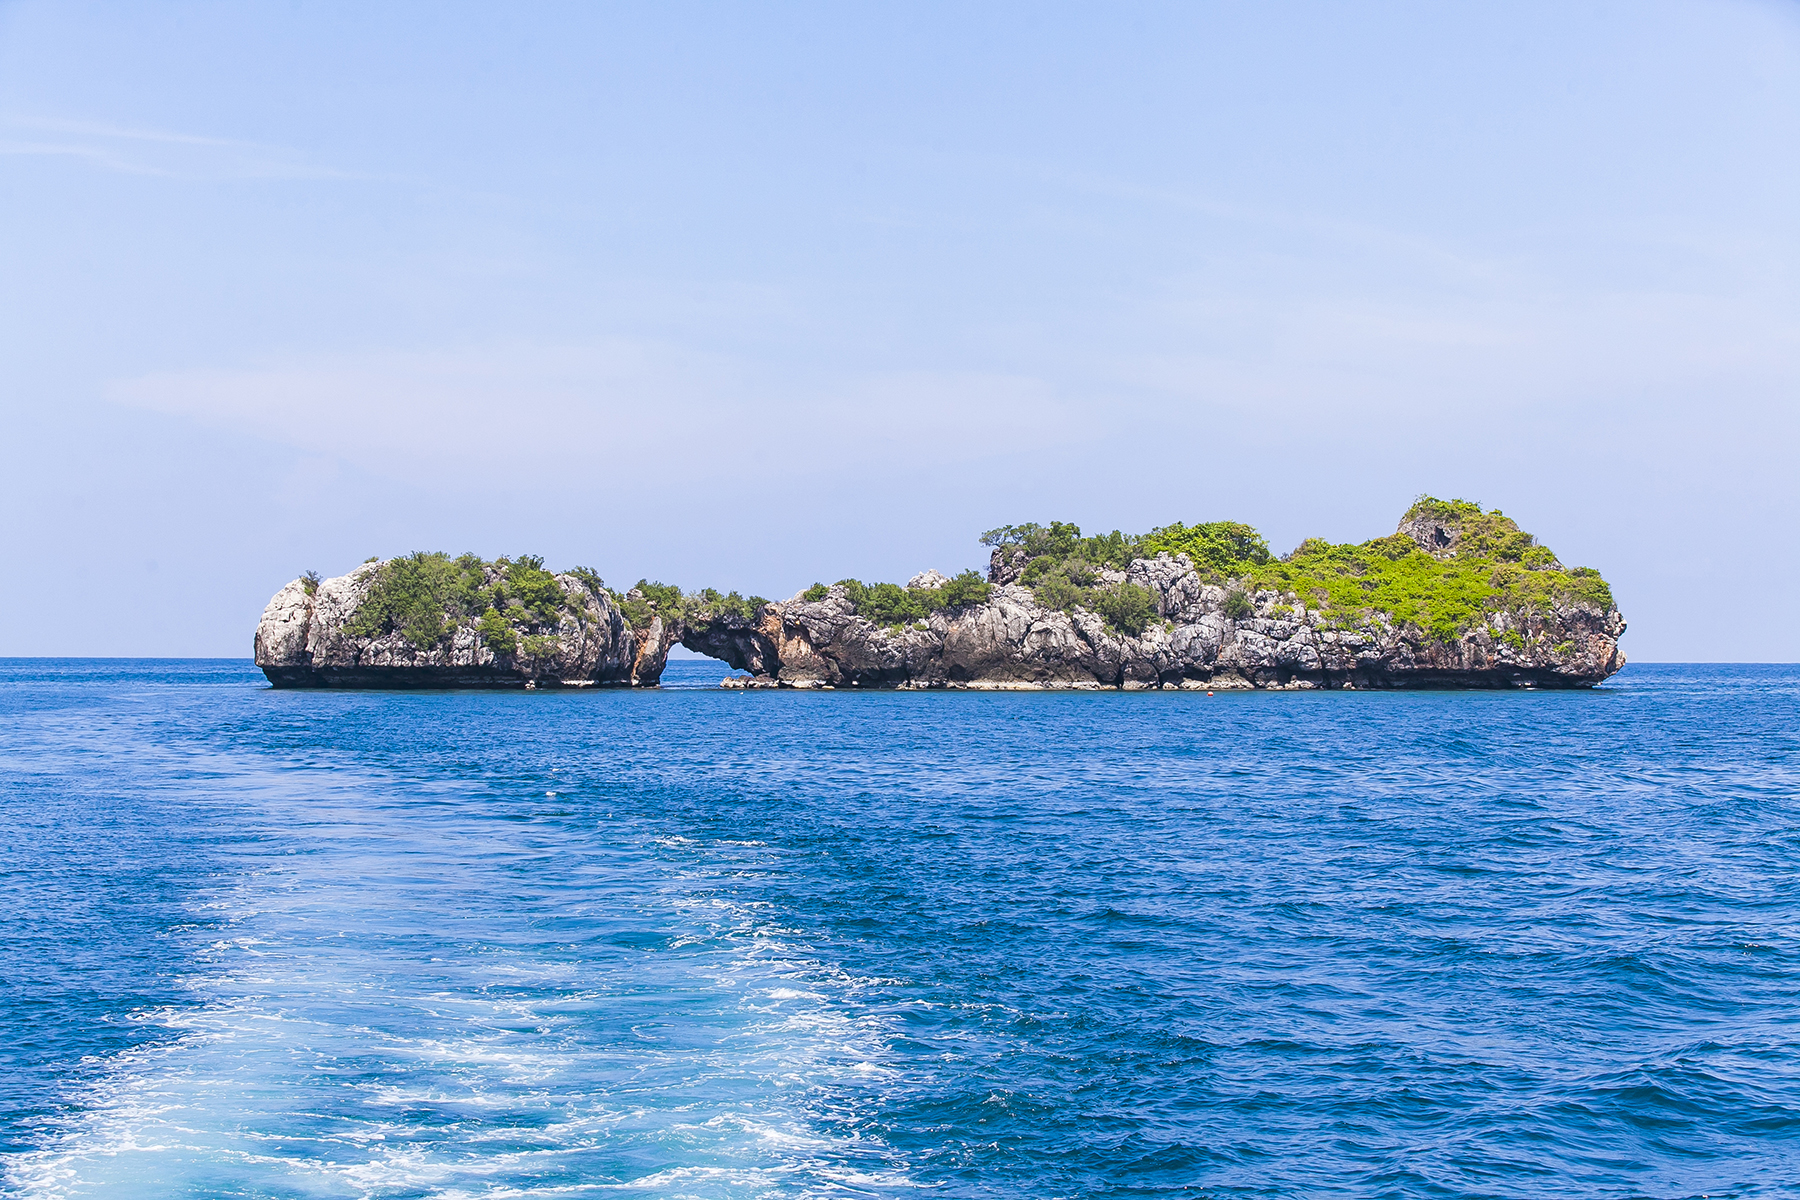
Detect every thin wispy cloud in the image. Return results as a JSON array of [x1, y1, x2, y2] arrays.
[[11, 115, 244, 146], [107, 342, 1094, 488], [0, 114, 366, 180]]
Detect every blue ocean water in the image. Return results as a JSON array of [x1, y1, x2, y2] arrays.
[[1, 660, 1796, 1199]]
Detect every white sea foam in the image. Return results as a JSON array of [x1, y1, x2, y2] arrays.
[[4, 760, 916, 1199]]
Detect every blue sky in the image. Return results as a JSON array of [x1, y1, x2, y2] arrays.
[[2, 1, 1796, 659]]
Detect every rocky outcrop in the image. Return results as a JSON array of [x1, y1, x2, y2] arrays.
[[256, 503, 1627, 691], [717, 560, 1623, 691], [255, 561, 659, 688], [704, 506, 1627, 691]]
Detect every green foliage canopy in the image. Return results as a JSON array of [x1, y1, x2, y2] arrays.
[[1091, 581, 1157, 636], [980, 520, 1163, 634], [503, 554, 566, 627], [343, 551, 595, 654], [1238, 498, 1614, 642], [1139, 521, 1271, 573], [981, 522, 1138, 570], [344, 551, 491, 650], [478, 607, 518, 654], [826, 569, 993, 627], [935, 570, 992, 609], [608, 580, 770, 630], [981, 498, 1615, 643]]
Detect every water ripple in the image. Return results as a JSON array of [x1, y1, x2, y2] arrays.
[[1, 660, 1797, 1197]]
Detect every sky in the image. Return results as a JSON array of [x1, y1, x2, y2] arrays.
[[2, 1, 1796, 661]]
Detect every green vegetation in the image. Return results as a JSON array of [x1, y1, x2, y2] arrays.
[[836, 580, 925, 625], [520, 633, 561, 660], [978, 521, 1162, 634], [301, 570, 321, 596], [936, 570, 992, 609], [1240, 499, 1612, 642], [1246, 534, 1494, 641], [608, 579, 770, 631], [339, 549, 990, 650], [345, 553, 772, 652], [336, 495, 1613, 657], [609, 580, 678, 630], [825, 569, 993, 628], [478, 607, 518, 654], [981, 522, 1138, 570], [566, 566, 607, 597], [499, 554, 567, 627], [633, 580, 683, 612], [344, 551, 599, 655], [1139, 521, 1272, 573], [1091, 581, 1157, 636], [978, 497, 1616, 645], [689, 587, 767, 621], [344, 551, 493, 650]]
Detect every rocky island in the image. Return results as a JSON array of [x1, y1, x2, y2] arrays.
[[255, 498, 1626, 691]]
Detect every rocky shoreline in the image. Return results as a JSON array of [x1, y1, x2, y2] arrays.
[[255, 500, 1626, 691]]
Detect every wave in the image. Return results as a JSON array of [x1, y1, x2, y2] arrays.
[[4, 752, 915, 1199]]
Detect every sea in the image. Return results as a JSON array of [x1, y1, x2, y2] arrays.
[[1, 659, 1796, 1199]]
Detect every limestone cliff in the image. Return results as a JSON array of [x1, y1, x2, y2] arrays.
[[710, 570, 1622, 691], [699, 501, 1626, 690], [256, 555, 662, 688], [255, 500, 1626, 691]]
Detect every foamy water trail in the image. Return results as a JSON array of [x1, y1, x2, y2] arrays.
[[5, 760, 914, 1199]]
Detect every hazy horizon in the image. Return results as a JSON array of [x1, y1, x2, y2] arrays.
[[4, 2, 1796, 661]]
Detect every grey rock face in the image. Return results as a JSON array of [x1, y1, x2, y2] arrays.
[[254, 506, 1627, 691], [686, 509, 1626, 690], [987, 546, 1026, 586], [1396, 510, 1463, 557], [254, 561, 658, 689], [714, 564, 1625, 690]]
